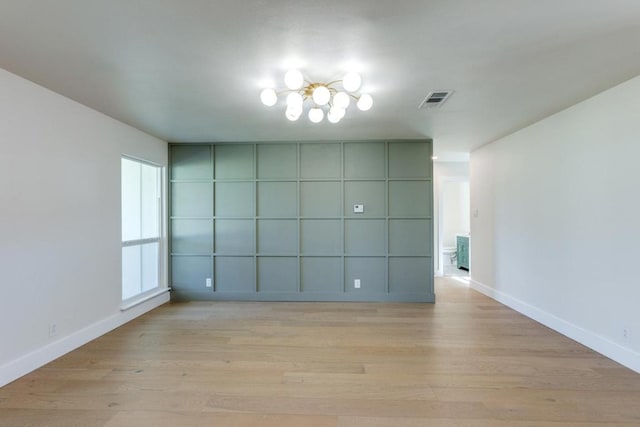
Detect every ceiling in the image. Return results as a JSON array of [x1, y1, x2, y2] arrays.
[[2, 1, 640, 160]]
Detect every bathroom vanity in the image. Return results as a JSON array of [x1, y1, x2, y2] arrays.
[[456, 234, 469, 270]]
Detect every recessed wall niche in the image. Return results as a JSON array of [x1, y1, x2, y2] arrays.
[[169, 141, 433, 302]]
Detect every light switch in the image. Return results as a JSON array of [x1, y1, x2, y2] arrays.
[[353, 204, 364, 213]]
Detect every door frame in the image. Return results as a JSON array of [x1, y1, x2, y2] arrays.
[[436, 175, 469, 276]]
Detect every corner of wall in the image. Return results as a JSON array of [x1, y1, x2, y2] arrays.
[[469, 279, 640, 374], [0, 291, 169, 388]]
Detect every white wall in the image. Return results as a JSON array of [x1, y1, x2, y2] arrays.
[[433, 161, 469, 273], [0, 68, 169, 386], [470, 76, 640, 373]]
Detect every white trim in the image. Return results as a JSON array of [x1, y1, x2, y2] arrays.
[[0, 291, 170, 387], [469, 279, 640, 374], [122, 237, 161, 247], [121, 287, 170, 311], [121, 153, 163, 168]]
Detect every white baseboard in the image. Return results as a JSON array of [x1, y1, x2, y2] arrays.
[[470, 279, 640, 374], [0, 290, 170, 387]]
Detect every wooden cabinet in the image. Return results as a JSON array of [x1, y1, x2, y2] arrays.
[[456, 235, 469, 270]]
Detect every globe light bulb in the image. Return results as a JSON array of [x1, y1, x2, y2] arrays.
[[329, 106, 346, 120], [308, 107, 324, 123], [286, 92, 303, 108], [333, 91, 350, 109], [342, 72, 361, 92], [312, 85, 330, 106], [285, 106, 302, 121], [260, 88, 277, 106], [327, 111, 341, 124], [284, 69, 304, 90], [357, 93, 373, 111]]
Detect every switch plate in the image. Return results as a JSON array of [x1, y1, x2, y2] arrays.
[[206, 278, 212, 288], [353, 204, 364, 213], [354, 279, 361, 289]]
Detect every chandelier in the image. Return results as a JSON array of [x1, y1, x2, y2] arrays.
[[260, 70, 373, 124]]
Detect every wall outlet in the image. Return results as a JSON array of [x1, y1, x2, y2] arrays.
[[48, 323, 57, 338], [206, 278, 212, 288], [353, 204, 364, 213], [354, 279, 361, 289]]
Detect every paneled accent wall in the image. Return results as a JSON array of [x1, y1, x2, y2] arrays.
[[169, 141, 434, 302]]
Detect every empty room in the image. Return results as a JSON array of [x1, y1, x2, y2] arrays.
[[1, 1, 640, 426]]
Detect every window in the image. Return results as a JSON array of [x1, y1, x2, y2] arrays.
[[121, 157, 163, 302]]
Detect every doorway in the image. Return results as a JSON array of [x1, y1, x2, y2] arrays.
[[438, 178, 470, 277]]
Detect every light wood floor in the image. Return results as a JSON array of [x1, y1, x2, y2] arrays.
[[2, 278, 640, 426]]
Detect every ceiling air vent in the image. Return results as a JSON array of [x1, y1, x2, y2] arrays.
[[419, 90, 453, 108]]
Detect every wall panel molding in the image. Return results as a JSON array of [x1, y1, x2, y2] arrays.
[[169, 140, 434, 302]]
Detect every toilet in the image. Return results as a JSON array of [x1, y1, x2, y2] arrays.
[[442, 246, 457, 265]]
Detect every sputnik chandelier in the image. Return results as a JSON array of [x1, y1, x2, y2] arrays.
[[260, 70, 373, 124]]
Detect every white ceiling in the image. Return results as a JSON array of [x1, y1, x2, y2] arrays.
[[2, 1, 640, 160]]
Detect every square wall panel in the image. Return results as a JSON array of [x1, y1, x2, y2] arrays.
[[170, 145, 212, 180], [388, 142, 432, 178], [215, 219, 254, 254], [257, 220, 297, 254], [300, 181, 341, 217], [301, 257, 342, 293], [389, 257, 432, 293], [171, 219, 213, 254], [345, 219, 385, 255], [344, 181, 385, 218], [215, 257, 255, 292], [215, 182, 254, 217], [258, 181, 297, 217], [171, 256, 212, 291], [345, 257, 386, 293], [389, 219, 432, 255], [258, 257, 298, 292], [215, 144, 254, 179], [300, 220, 341, 254], [388, 181, 431, 217], [257, 144, 297, 179], [171, 182, 213, 217], [344, 142, 385, 178], [300, 143, 341, 178]]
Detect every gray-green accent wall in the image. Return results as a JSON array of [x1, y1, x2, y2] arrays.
[[169, 141, 434, 302]]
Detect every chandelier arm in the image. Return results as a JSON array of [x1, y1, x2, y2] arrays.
[[275, 89, 297, 96]]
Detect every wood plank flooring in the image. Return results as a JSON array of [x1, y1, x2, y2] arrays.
[[2, 277, 640, 426]]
